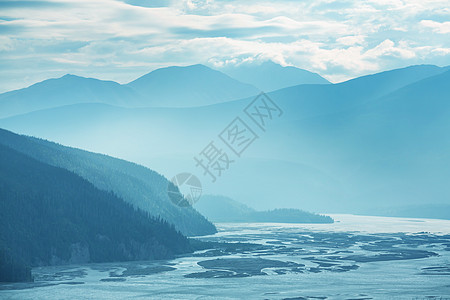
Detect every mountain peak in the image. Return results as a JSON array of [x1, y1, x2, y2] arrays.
[[59, 73, 88, 81], [220, 60, 330, 91], [126, 64, 259, 107], [62, 73, 77, 78], [135, 64, 217, 79], [185, 63, 209, 69], [0, 73, 138, 119]]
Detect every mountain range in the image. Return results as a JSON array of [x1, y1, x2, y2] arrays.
[[0, 62, 329, 118], [0, 62, 449, 217]]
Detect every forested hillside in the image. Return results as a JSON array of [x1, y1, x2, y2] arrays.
[[0, 144, 192, 282], [0, 128, 216, 236], [196, 195, 334, 223]]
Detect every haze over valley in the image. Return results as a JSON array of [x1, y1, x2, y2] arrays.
[[1, 0, 449, 298]]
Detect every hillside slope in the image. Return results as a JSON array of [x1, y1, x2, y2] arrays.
[[0, 144, 191, 282], [195, 195, 333, 223], [0, 128, 217, 236]]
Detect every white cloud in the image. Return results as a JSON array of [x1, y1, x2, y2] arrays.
[[420, 20, 450, 34], [0, 37, 14, 51], [432, 47, 450, 55], [364, 39, 416, 59], [337, 35, 366, 46]]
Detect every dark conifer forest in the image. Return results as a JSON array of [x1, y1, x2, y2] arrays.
[[0, 128, 216, 236], [0, 144, 191, 282]]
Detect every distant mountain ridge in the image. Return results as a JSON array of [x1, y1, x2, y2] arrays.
[[0, 64, 445, 122], [127, 64, 260, 107], [195, 195, 333, 223], [0, 74, 139, 118], [0, 61, 340, 118], [219, 60, 330, 91], [265, 64, 449, 119], [0, 64, 261, 118]]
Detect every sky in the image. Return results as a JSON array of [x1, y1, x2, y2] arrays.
[[0, 0, 449, 92]]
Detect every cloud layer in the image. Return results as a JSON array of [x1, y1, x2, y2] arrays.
[[0, 0, 449, 92]]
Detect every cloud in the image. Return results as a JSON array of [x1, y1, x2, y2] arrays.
[[420, 20, 450, 34], [119, 0, 171, 8], [0, 0, 448, 92], [337, 35, 366, 46], [364, 39, 416, 59], [432, 47, 450, 55], [0, 36, 14, 51], [0, 1, 67, 9]]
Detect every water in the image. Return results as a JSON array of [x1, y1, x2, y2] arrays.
[[1, 215, 450, 299]]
